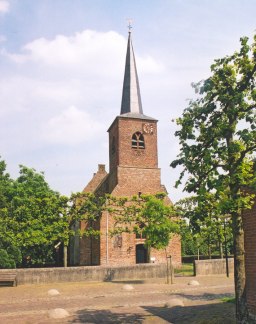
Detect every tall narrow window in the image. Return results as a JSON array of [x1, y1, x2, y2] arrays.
[[132, 132, 145, 149]]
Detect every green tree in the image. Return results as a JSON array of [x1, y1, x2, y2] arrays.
[[176, 196, 233, 258], [179, 220, 199, 256], [61, 192, 107, 267], [176, 197, 207, 257], [0, 159, 12, 209], [2, 165, 67, 266], [171, 35, 256, 322], [110, 193, 179, 257], [0, 250, 16, 269], [0, 158, 108, 268], [0, 158, 22, 267]]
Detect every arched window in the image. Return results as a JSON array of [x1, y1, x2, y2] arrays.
[[132, 132, 145, 149]]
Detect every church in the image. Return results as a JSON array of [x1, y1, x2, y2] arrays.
[[70, 30, 181, 267]]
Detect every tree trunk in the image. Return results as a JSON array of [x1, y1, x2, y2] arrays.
[[208, 236, 212, 259], [208, 245, 212, 259], [217, 225, 224, 259], [232, 212, 248, 323], [219, 241, 223, 259], [165, 248, 169, 284], [226, 126, 249, 323], [63, 245, 68, 268]]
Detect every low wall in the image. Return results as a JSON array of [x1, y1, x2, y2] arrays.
[[194, 258, 234, 276], [182, 255, 229, 263], [0, 263, 167, 285]]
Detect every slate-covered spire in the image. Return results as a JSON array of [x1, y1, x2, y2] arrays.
[[120, 31, 143, 115]]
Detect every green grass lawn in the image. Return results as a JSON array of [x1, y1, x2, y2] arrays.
[[175, 263, 194, 276], [221, 297, 236, 303]]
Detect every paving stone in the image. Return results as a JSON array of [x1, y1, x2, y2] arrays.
[[122, 284, 134, 291], [48, 289, 60, 296], [188, 280, 200, 286], [48, 308, 69, 319], [164, 298, 184, 307]]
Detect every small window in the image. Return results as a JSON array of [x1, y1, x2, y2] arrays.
[[136, 224, 146, 239], [136, 232, 146, 239], [132, 132, 145, 149]]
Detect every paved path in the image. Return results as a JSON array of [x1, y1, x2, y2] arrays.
[[0, 275, 235, 323]]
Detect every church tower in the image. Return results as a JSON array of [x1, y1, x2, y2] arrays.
[[76, 30, 181, 267], [108, 30, 161, 196]]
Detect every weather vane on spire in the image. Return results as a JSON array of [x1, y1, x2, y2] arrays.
[[127, 19, 133, 33]]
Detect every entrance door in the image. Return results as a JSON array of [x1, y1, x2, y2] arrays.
[[136, 244, 148, 263]]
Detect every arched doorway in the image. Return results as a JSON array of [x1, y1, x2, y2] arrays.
[[136, 244, 148, 264]]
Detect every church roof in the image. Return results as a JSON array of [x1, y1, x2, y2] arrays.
[[120, 31, 144, 116], [119, 112, 157, 121]]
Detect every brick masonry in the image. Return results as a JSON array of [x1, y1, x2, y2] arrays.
[[243, 195, 256, 318], [72, 114, 181, 268]]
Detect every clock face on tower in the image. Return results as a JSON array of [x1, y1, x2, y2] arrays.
[[143, 123, 154, 135]]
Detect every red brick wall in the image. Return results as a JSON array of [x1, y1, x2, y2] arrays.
[[100, 211, 135, 266], [99, 161, 180, 266], [109, 166, 161, 196], [108, 117, 158, 171], [77, 115, 181, 268], [79, 165, 107, 265], [243, 197, 256, 317], [83, 164, 108, 193], [99, 212, 181, 267], [79, 220, 100, 265], [152, 234, 181, 266], [108, 119, 119, 172]]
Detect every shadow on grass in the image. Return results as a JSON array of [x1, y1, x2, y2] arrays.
[[143, 302, 236, 324], [69, 308, 145, 323], [172, 292, 235, 301], [175, 263, 194, 277]]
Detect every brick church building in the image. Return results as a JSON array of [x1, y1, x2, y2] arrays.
[[70, 31, 181, 267]]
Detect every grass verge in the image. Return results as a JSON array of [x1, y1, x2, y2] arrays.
[[221, 296, 235, 303], [175, 263, 194, 276]]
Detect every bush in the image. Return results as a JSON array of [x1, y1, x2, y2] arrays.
[[7, 246, 22, 266], [0, 249, 16, 268]]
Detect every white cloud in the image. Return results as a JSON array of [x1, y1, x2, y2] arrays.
[[137, 56, 164, 74], [0, 0, 9, 13], [0, 29, 164, 120], [42, 106, 103, 145], [6, 30, 125, 74], [0, 76, 83, 117], [0, 28, 167, 196], [4, 29, 164, 76]]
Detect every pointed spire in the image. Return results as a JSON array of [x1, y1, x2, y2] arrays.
[[120, 30, 143, 115]]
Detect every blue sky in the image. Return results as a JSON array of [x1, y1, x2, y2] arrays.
[[0, 0, 255, 202]]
